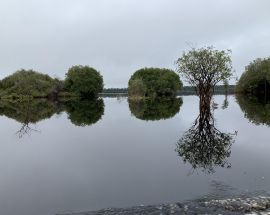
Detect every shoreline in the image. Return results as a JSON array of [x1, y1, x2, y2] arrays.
[[56, 195, 270, 215]]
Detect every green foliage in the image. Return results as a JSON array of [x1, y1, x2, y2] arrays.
[[236, 94, 270, 126], [64, 98, 104, 126], [128, 78, 146, 97], [236, 58, 270, 96], [128, 97, 182, 121], [64, 65, 103, 98], [0, 69, 63, 98], [128, 68, 182, 97], [176, 46, 233, 95]]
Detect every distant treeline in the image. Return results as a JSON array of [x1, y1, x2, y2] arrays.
[[102, 85, 235, 95]]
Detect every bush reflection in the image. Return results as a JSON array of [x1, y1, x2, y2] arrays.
[[128, 97, 183, 121], [0, 98, 104, 137]]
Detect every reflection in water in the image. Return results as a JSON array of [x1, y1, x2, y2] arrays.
[[0, 99, 62, 138], [0, 98, 104, 137], [64, 98, 104, 127], [236, 94, 270, 126], [0, 99, 60, 124], [222, 95, 229, 109], [128, 97, 183, 121], [176, 96, 236, 173]]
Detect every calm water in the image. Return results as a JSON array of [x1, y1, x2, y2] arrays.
[[0, 95, 270, 215]]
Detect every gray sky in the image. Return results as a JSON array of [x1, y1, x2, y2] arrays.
[[0, 0, 269, 87]]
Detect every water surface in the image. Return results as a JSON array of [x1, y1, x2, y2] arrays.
[[0, 95, 269, 215]]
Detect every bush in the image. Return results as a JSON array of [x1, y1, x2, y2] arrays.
[[128, 68, 182, 98], [64, 65, 103, 98], [0, 69, 62, 98], [236, 58, 270, 97]]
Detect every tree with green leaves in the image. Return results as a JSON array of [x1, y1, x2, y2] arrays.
[[176, 46, 233, 97], [236, 57, 270, 99], [64, 65, 103, 98], [128, 68, 182, 98]]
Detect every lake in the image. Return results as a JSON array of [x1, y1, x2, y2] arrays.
[[0, 95, 269, 215]]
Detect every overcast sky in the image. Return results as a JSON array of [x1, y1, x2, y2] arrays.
[[0, 0, 269, 87]]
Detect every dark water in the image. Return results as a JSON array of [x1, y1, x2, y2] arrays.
[[0, 96, 269, 215]]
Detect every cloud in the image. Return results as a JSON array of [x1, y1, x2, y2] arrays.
[[0, 0, 269, 87]]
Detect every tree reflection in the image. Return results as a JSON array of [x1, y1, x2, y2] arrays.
[[176, 95, 236, 173], [64, 98, 104, 126], [0, 99, 62, 138], [236, 94, 270, 126], [0, 98, 105, 137], [222, 95, 229, 109], [128, 97, 183, 121]]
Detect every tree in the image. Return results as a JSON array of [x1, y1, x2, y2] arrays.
[[64, 65, 103, 98], [175, 47, 235, 174], [176, 47, 233, 97], [128, 68, 182, 98], [236, 57, 270, 99], [223, 79, 229, 95], [0, 69, 62, 98]]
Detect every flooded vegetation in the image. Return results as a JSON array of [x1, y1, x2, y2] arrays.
[[0, 1, 269, 214], [0, 47, 270, 215]]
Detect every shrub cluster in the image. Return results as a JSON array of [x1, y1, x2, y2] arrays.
[[64, 66, 103, 98], [0, 69, 62, 98], [128, 68, 182, 98], [0, 66, 104, 99], [236, 58, 270, 97]]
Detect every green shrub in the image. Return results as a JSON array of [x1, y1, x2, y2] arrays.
[[0, 69, 62, 98], [128, 68, 182, 98], [64, 65, 103, 98], [236, 58, 270, 97]]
